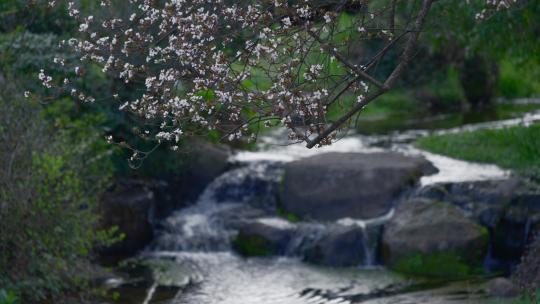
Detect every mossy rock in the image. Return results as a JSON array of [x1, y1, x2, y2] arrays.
[[382, 199, 489, 278], [232, 234, 273, 257], [232, 220, 294, 257], [276, 203, 301, 223]]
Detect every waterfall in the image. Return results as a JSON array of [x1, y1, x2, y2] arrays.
[[151, 162, 284, 252], [150, 158, 396, 268], [337, 209, 395, 267], [151, 169, 394, 272]]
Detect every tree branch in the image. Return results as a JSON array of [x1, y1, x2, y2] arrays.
[[306, 0, 434, 149]]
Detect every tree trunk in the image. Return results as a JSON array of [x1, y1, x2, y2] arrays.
[[459, 55, 499, 108]]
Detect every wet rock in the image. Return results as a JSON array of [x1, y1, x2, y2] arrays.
[[491, 192, 540, 268], [98, 141, 231, 260], [185, 140, 231, 196], [492, 210, 531, 264], [109, 257, 202, 303], [168, 140, 231, 203], [512, 236, 540, 296], [414, 179, 540, 272], [304, 225, 367, 267], [279, 152, 437, 221], [209, 162, 283, 210], [414, 179, 521, 228], [149, 179, 193, 221], [382, 198, 489, 277], [141, 258, 203, 287], [99, 180, 155, 259], [233, 218, 295, 256], [488, 277, 520, 298], [233, 219, 372, 267]]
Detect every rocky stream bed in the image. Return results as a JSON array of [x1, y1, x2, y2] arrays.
[[97, 110, 540, 304]]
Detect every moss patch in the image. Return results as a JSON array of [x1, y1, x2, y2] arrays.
[[275, 177, 301, 223], [391, 251, 485, 278], [276, 204, 300, 223], [232, 234, 273, 257]]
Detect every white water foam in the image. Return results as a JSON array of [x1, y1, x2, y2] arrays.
[[232, 128, 510, 187]]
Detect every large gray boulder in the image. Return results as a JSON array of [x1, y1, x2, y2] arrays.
[[491, 190, 540, 267], [188, 140, 230, 187], [279, 152, 437, 221], [382, 199, 489, 277]]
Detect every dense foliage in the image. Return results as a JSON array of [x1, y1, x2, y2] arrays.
[[0, 2, 120, 302], [0, 93, 119, 302]]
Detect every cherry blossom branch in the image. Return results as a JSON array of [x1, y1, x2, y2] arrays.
[[33, 0, 518, 155], [306, 0, 434, 148]]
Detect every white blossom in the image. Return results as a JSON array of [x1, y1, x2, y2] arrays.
[[40, 0, 515, 147]]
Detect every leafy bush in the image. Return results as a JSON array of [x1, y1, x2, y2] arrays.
[[0, 92, 118, 302], [0, 0, 76, 34], [0, 289, 18, 304]]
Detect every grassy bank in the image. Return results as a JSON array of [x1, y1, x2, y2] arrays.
[[416, 123, 540, 180]]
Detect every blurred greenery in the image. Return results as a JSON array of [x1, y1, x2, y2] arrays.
[[497, 58, 540, 98], [0, 2, 119, 302], [429, 1, 540, 63], [0, 289, 18, 304], [0, 3, 208, 301], [0, 94, 120, 302]]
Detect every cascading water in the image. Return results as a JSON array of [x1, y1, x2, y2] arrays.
[[152, 162, 284, 252], [141, 155, 397, 304], [336, 209, 396, 267], [135, 110, 537, 303], [151, 156, 390, 267]]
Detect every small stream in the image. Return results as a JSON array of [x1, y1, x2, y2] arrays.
[[114, 108, 540, 304]]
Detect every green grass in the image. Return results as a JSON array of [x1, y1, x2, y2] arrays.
[[416, 123, 540, 180]]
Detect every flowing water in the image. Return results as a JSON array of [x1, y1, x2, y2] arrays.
[[133, 161, 403, 304], [115, 109, 540, 303], [141, 252, 405, 304]]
